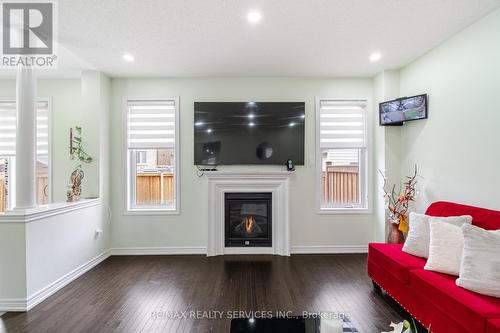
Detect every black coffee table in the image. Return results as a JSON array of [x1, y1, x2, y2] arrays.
[[230, 316, 358, 333]]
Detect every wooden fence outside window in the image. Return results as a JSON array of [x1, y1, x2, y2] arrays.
[[322, 164, 359, 205], [136, 173, 174, 205]]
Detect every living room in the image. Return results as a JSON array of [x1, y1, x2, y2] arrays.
[[0, 1, 499, 332]]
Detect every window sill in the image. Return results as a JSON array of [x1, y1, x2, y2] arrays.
[[124, 209, 180, 216], [316, 207, 372, 215]]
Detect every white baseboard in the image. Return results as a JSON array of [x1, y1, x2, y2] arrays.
[[290, 245, 368, 254], [0, 299, 26, 312], [110, 246, 207, 256], [110, 246, 367, 255], [0, 250, 111, 312]]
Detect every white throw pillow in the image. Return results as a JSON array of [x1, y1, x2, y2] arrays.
[[456, 224, 500, 298], [424, 220, 464, 275], [402, 212, 472, 258]]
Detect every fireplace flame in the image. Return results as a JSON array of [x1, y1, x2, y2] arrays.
[[245, 215, 256, 234]]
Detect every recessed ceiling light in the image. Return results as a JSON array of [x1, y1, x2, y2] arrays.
[[289, 122, 295, 127], [206, 128, 212, 133], [248, 114, 255, 119], [247, 10, 261, 24], [301, 114, 305, 119], [249, 122, 255, 127], [123, 53, 135, 62], [195, 121, 204, 126], [249, 318, 255, 324], [369, 52, 382, 62]]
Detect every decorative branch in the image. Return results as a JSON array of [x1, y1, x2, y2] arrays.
[[379, 164, 419, 225]]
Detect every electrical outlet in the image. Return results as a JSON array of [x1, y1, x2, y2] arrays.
[[94, 228, 103, 239]]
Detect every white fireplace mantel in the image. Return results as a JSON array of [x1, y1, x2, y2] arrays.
[[205, 171, 292, 256]]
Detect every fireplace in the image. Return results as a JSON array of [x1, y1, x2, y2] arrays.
[[225, 192, 272, 247]]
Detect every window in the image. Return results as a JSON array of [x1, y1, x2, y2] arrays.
[[126, 99, 178, 212], [317, 99, 368, 211], [0, 100, 50, 211]]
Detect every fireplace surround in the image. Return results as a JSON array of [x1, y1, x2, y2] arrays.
[[206, 171, 291, 256]]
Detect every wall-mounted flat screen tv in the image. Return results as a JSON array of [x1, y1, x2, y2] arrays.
[[379, 94, 428, 126], [194, 102, 305, 165]]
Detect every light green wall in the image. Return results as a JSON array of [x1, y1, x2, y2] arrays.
[[39, 80, 83, 202], [110, 77, 376, 248], [0, 77, 102, 203], [372, 70, 401, 242], [399, 8, 500, 211]]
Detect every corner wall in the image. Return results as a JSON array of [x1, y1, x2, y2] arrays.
[[372, 70, 401, 242], [399, 8, 500, 211]]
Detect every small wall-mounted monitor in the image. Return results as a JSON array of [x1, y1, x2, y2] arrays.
[[379, 94, 428, 126]]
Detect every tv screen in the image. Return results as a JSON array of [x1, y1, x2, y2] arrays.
[[194, 102, 305, 165], [379, 94, 428, 126]]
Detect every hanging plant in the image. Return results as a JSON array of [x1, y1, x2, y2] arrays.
[[69, 126, 93, 163], [67, 126, 93, 202]]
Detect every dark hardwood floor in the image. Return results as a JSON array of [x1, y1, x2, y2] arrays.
[[1, 254, 402, 333]]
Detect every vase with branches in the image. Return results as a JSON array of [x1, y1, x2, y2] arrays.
[[67, 126, 93, 202], [379, 165, 419, 243]]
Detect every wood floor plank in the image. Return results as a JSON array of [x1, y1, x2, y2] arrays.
[[0, 254, 402, 332]]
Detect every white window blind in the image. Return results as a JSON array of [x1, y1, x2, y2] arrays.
[[319, 100, 367, 149], [0, 101, 49, 156], [127, 100, 176, 149], [37, 101, 49, 157]]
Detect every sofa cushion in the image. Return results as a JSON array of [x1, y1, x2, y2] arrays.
[[487, 319, 500, 333], [457, 224, 500, 298], [410, 269, 500, 333], [368, 243, 426, 284]]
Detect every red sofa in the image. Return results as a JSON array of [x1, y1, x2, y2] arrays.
[[368, 201, 500, 333]]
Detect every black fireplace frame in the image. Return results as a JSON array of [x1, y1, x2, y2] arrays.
[[224, 192, 272, 247]]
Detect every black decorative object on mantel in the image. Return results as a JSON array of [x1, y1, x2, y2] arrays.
[[286, 159, 295, 171]]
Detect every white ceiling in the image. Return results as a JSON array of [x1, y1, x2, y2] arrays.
[[31, 0, 500, 77]]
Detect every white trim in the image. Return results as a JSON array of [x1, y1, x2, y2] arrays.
[[291, 245, 368, 254], [123, 209, 181, 216], [0, 312, 4, 317], [315, 208, 372, 215], [111, 246, 207, 255], [223, 247, 274, 255], [123, 97, 180, 215], [206, 171, 291, 257], [315, 97, 373, 215], [0, 249, 110, 312], [39, 97, 53, 204], [0, 299, 26, 312], [0, 198, 101, 223]]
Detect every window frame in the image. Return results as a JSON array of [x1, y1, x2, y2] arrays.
[[0, 97, 52, 210], [135, 150, 147, 165], [315, 97, 372, 215], [123, 97, 180, 215]]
